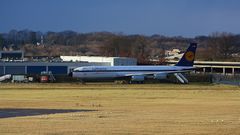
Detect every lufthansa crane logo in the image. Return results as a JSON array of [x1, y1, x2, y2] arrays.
[[185, 51, 195, 61]]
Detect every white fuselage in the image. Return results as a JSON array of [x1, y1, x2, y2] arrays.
[[72, 66, 195, 80]]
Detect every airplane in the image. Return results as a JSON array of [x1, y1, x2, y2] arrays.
[[71, 43, 197, 84], [0, 74, 11, 82]]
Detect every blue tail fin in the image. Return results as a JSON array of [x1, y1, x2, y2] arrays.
[[176, 43, 197, 67]]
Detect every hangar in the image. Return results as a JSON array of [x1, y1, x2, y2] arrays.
[[0, 52, 137, 76], [0, 61, 110, 75]]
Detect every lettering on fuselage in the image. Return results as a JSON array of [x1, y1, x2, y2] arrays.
[[93, 68, 107, 71]]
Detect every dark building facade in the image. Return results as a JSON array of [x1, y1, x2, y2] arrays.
[[0, 62, 110, 75]]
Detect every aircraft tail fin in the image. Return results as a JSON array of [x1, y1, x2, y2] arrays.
[[175, 43, 197, 67]]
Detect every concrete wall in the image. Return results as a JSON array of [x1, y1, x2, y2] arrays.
[[167, 61, 240, 75]]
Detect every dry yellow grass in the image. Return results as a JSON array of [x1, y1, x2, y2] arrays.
[[0, 83, 240, 135]]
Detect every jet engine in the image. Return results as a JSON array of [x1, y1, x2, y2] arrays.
[[153, 73, 167, 80], [131, 75, 145, 81]]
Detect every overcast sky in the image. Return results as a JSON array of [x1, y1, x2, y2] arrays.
[[1, 0, 240, 37]]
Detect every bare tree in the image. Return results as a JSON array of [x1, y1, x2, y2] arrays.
[[208, 32, 239, 60], [0, 35, 3, 50]]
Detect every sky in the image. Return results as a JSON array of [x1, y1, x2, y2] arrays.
[[1, 0, 240, 37]]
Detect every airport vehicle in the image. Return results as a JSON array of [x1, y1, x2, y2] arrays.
[[0, 74, 11, 82], [71, 43, 197, 84]]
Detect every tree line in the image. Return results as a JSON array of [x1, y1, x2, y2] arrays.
[[0, 29, 240, 62]]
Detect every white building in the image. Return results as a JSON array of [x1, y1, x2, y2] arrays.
[[165, 49, 181, 57], [165, 53, 184, 60], [60, 56, 137, 66]]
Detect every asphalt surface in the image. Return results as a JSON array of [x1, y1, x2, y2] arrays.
[[0, 108, 95, 118]]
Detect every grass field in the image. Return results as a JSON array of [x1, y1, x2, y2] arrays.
[[1, 83, 240, 135]]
